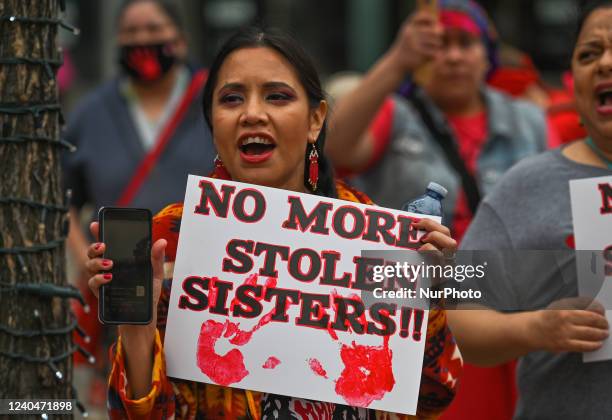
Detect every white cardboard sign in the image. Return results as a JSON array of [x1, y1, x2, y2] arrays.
[[164, 175, 435, 415], [570, 175, 612, 362]]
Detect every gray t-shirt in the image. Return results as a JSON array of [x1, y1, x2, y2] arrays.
[[460, 148, 611, 420]]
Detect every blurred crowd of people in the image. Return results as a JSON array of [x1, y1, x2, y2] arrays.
[[58, 0, 611, 419]]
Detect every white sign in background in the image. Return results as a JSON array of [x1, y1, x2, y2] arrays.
[[570, 175, 612, 363], [164, 175, 437, 415]]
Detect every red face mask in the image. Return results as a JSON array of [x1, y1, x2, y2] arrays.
[[119, 42, 176, 82]]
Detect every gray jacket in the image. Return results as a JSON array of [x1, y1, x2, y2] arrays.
[[62, 75, 215, 218]]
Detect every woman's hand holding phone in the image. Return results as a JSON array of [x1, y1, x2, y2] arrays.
[[86, 221, 167, 398]]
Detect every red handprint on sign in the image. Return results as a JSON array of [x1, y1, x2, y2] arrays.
[[195, 275, 278, 385]]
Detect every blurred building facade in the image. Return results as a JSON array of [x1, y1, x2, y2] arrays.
[[62, 0, 580, 109]]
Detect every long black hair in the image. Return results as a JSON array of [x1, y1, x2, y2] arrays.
[[575, 0, 612, 42], [202, 26, 336, 198]]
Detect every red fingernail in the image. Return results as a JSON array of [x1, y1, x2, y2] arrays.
[[103, 273, 112, 280], [94, 243, 101, 250], [102, 259, 111, 267]]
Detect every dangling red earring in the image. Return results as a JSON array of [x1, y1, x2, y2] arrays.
[[308, 143, 319, 192], [213, 154, 231, 179]]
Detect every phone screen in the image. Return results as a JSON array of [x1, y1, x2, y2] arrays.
[[99, 208, 152, 324]]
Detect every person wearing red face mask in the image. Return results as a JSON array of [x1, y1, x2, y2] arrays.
[[62, 0, 214, 406]]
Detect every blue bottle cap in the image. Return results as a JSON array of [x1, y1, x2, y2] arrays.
[[427, 182, 448, 198]]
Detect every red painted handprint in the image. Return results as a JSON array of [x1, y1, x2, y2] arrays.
[[334, 337, 395, 407], [313, 293, 397, 407], [195, 275, 278, 386], [196, 319, 249, 386], [126, 46, 161, 81]]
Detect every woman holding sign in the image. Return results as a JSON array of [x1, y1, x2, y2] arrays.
[[86, 27, 461, 419], [449, 1, 612, 418]]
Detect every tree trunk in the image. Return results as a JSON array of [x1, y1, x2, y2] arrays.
[[0, 0, 73, 416]]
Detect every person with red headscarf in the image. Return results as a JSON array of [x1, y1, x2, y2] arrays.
[[327, 0, 549, 243], [326, 1, 550, 419]]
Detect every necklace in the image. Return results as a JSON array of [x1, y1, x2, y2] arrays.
[[585, 137, 612, 169]]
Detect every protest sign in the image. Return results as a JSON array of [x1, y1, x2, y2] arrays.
[[570, 175, 612, 362], [164, 175, 439, 415]]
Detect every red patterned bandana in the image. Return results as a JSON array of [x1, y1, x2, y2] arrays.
[[440, 10, 481, 36]]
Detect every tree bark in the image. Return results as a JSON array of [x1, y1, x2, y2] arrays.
[[0, 0, 73, 416]]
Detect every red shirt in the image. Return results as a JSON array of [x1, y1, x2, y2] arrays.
[[367, 98, 554, 242], [446, 112, 488, 242], [369, 104, 488, 242]]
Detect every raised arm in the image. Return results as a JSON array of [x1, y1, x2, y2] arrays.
[[86, 221, 168, 397], [86, 219, 177, 419], [326, 10, 443, 170]]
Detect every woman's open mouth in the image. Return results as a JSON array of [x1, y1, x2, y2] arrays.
[[239, 136, 276, 163], [595, 85, 612, 115]]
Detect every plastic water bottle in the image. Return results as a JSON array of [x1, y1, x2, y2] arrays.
[[402, 182, 448, 219], [402, 182, 450, 301]]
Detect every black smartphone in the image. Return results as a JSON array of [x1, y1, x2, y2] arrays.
[[98, 207, 153, 325]]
